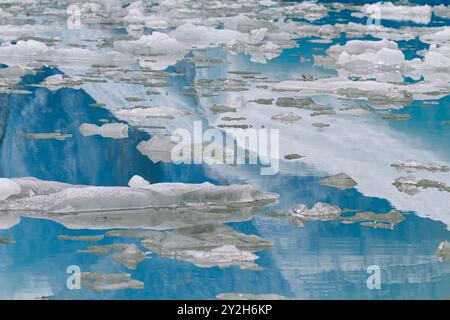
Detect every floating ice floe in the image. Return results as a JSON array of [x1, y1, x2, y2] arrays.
[[270, 78, 447, 108], [271, 112, 302, 124], [81, 273, 144, 291], [115, 107, 191, 120], [0, 177, 277, 230], [15, 132, 73, 140], [289, 201, 405, 229], [57, 235, 104, 242], [0, 40, 133, 69], [137, 135, 175, 163], [319, 173, 358, 190], [291, 202, 341, 220], [393, 175, 450, 196], [391, 160, 449, 173], [436, 241, 450, 262], [78, 243, 149, 270], [114, 32, 187, 70], [79, 123, 129, 139], [0, 237, 14, 244], [128, 175, 151, 188], [352, 2, 433, 25], [107, 223, 272, 270], [339, 210, 405, 230], [40, 74, 82, 90]]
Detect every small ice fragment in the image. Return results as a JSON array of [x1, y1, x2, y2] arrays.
[[291, 202, 341, 220], [79, 123, 129, 139], [57, 235, 104, 242], [319, 173, 357, 190], [436, 241, 450, 262], [137, 135, 175, 163], [128, 175, 151, 188]]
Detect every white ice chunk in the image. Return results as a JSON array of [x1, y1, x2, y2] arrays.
[[0, 178, 22, 201], [79, 123, 129, 139], [128, 175, 151, 188]]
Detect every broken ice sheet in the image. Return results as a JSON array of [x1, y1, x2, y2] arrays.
[[81, 273, 144, 291], [106, 224, 272, 270], [78, 243, 149, 270]]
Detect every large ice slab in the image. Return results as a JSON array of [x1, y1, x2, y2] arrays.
[[0, 177, 278, 230]]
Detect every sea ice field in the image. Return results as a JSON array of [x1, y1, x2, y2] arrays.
[[0, 0, 450, 300]]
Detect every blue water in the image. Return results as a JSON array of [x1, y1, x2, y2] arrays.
[[0, 2, 450, 300]]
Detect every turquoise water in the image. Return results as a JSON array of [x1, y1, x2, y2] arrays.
[[0, 1, 450, 300]]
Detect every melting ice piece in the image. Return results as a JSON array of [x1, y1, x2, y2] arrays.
[[41, 74, 82, 90], [319, 173, 357, 190], [108, 224, 272, 270], [391, 160, 449, 173], [128, 175, 151, 188], [115, 107, 191, 120], [271, 112, 301, 124], [291, 202, 341, 220], [0, 178, 21, 200], [79, 123, 129, 139], [15, 132, 72, 140], [137, 135, 175, 163], [1, 177, 278, 229], [436, 241, 450, 262], [78, 243, 148, 270], [81, 273, 144, 291], [57, 235, 104, 242], [178, 245, 260, 270], [340, 210, 405, 230], [0, 237, 15, 244], [393, 175, 450, 195]]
